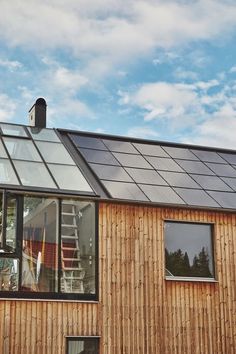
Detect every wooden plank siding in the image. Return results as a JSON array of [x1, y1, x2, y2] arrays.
[[0, 202, 236, 353]]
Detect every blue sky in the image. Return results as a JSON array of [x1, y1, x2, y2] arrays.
[[0, 0, 236, 148]]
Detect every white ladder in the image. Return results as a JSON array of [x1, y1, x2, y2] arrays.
[[61, 201, 85, 293]]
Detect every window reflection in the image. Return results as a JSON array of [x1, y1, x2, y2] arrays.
[[67, 338, 99, 354], [0, 258, 18, 291], [22, 197, 58, 292], [165, 222, 214, 278], [61, 200, 95, 294]]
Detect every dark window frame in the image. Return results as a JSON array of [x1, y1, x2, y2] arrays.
[[164, 220, 216, 282], [66, 336, 100, 354], [0, 190, 99, 301]]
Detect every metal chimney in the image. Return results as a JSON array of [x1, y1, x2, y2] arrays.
[[29, 98, 47, 128]]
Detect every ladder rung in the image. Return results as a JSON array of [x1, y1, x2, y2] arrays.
[[62, 257, 80, 261], [62, 212, 76, 216], [63, 267, 84, 271], [62, 246, 79, 251], [61, 235, 77, 239], [61, 224, 77, 228]]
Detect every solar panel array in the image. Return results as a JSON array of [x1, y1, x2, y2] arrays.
[[69, 133, 236, 210], [0, 123, 93, 194]]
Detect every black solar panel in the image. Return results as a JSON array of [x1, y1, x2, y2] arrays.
[[67, 132, 236, 210], [174, 188, 220, 207]]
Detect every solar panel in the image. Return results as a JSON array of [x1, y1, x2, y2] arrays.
[[139, 184, 185, 204], [207, 191, 236, 209], [102, 180, 148, 201], [174, 188, 219, 207], [69, 134, 107, 150], [125, 168, 167, 185], [191, 149, 225, 163], [89, 163, 133, 182], [133, 143, 168, 157], [113, 152, 152, 169], [102, 139, 137, 153], [162, 146, 199, 160], [175, 160, 214, 175], [206, 163, 236, 177], [145, 156, 184, 172], [219, 153, 236, 165], [80, 148, 120, 165], [158, 171, 200, 188], [190, 174, 232, 191]]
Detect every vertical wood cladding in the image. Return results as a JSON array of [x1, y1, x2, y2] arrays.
[[1, 202, 236, 353]]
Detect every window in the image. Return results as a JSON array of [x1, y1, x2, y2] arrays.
[[66, 337, 99, 354], [0, 191, 97, 300], [165, 221, 215, 280]]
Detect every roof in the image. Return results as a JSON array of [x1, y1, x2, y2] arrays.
[[60, 129, 236, 211], [1, 121, 236, 211]]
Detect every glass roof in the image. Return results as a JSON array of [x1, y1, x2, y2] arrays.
[[68, 132, 236, 210], [0, 123, 94, 194]]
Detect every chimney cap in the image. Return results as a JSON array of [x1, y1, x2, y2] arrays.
[[35, 97, 46, 105]]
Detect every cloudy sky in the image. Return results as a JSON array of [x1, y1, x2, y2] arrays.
[[0, 0, 236, 148]]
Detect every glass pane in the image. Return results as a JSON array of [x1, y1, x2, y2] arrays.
[[158, 171, 200, 188], [48, 164, 93, 192], [89, 163, 133, 182], [80, 148, 120, 165], [0, 140, 8, 158], [13, 160, 57, 188], [162, 146, 199, 160], [145, 156, 184, 172], [0, 123, 28, 137], [22, 197, 58, 292], [133, 143, 169, 157], [0, 158, 19, 185], [0, 258, 19, 291], [28, 127, 60, 142], [125, 168, 167, 185], [113, 153, 152, 169], [165, 222, 214, 278], [103, 139, 137, 153], [102, 180, 148, 201], [61, 200, 96, 294], [70, 134, 107, 150], [6, 195, 17, 251], [176, 160, 214, 175], [3, 137, 42, 161], [174, 188, 219, 207], [0, 193, 2, 247], [139, 184, 185, 204], [68, 338, 99, 354], [35, 141, 75, 165]]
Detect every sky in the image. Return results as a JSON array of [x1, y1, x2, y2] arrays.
[[0, 0, 236, 149]]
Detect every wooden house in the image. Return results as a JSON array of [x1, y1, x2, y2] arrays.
[[0, 99, 236, 353]]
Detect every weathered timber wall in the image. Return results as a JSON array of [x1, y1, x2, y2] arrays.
[[0, 202, 236, 353]]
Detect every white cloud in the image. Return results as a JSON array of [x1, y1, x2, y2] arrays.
[[0, 94, 16, 121], [174, 67, 199, 80], [0, 59, 22, 71], [122, 82, 203, 127], [184, 104, 236, 149], [127, 126, 160, 139], [230, 66, 236, 73], [0, 0, 236, 70]]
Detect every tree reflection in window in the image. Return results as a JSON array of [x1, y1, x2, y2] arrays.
[[165, 222, 214, 279]]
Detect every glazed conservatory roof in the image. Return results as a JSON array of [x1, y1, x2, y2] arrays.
[[0, 122, 94, 195]]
